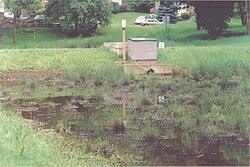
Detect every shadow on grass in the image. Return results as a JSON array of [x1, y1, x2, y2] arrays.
[[175, 30, 247, 43], [222, 31, 247, 37]]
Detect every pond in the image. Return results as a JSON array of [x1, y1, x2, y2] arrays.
[[0, 81, 249, 166]]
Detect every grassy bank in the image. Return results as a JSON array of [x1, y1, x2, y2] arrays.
[[0, 108, 135, 166], [1, 46, 249, 76], [0, 109, 75, 166]]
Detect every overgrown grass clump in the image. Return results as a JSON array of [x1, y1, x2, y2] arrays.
[[0, 47, 135, 85]]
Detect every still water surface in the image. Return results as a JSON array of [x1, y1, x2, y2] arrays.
[[3, 94, 248, 166]]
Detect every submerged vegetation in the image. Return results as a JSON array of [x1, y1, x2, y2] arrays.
[[0, 12, 249, 166]]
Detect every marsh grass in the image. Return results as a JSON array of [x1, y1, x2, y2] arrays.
[[181, 132, 198, 154], [138, 120, 159, 141], [135, 89, 150, 106]]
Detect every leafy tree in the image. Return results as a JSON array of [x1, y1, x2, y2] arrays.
[[4, 0, 41, 44], [191, 1, 235, 38], [46, 0, 111, 37], [4, 0, 41, 18]]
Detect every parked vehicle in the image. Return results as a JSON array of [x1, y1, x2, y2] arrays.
[[134, 16, 147, 25], [140, 19, 162, 26], [33, 15, 45, 24], [25, 14, 36, 23], [25, 14, 45, 23], [25, 14, 46, 26], [4, 12, 14, 23]]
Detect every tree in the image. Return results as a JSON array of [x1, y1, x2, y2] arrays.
[[191, 1, 235, 38], [45, 0, 111, 37], [4, 0, 41, 43], [4, 0, 41, 18]]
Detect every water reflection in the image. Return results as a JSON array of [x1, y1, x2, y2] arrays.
[[2, 95, 250, 166]]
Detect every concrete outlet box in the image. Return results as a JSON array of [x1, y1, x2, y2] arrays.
[[128, 38, 157, 61]]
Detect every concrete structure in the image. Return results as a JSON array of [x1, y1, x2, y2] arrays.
[[104, 37, 172, 76], [128, 38, 157, 61], [103, 42, 128, 56], [124, 64, 172, 76]]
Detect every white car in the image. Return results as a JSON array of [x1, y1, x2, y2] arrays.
[[141, 19, 162, 26], [134, 16, 147, 25], [4, 12, 14, 23]]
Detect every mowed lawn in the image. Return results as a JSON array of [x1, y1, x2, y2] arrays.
[[0, 12, 249, 49]]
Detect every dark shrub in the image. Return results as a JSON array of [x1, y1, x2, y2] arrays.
[[120, 4, 128, 12]]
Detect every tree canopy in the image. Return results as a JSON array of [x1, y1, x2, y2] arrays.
[[45, 0, 111, 37], [4, 0, 41, 18], [191, 1, 235, 38]]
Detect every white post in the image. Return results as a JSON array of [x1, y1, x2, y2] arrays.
[[159, 42, 165, 49], [122, 19, 127, 62]]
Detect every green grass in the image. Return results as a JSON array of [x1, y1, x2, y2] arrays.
[[0, 110, 76, 166], [0, 12, 249, 49], [0, 48, 117, 71], [158, 46, 250, 76], [0, 47, 134, 86]]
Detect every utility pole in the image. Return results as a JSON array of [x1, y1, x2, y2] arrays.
[[13, 12, 16, 44], [0, 0, 4, 37], [247, 0, 250, 35]]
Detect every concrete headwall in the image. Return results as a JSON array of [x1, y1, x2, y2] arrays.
[[103, 42, 128, 56]]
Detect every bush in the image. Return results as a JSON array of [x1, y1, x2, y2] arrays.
[[120, 4, 128, 12], [112, 2, 120, 14], [150, 8, 155, 14], [181, 12, 190, 20]]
